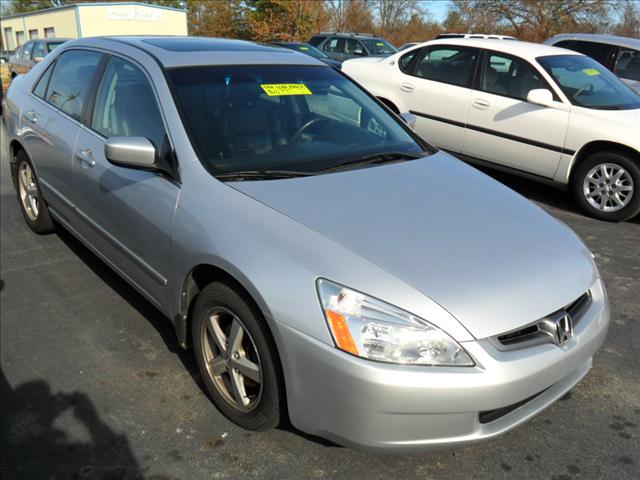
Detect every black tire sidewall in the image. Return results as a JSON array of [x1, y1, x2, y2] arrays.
[[572, 151, 640, 222], [191, 282, 283, 431], [15, 151, 55, 234]]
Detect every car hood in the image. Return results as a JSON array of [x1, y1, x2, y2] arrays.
[[230, 152, 596, 339]]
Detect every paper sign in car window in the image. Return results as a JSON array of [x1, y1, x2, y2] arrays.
[[299, 46, 309, 51], [376, 42, 384, 47], [583, 68, 600, 76], [261, 84, 313, 96]]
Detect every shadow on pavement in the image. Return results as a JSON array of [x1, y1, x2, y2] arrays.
[[0, 367, 142, 479]]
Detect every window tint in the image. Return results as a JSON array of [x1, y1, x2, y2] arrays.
[[614, 48, 640, 82], [538, 55, 640, 110], [555, 40, 574, 49], [23, 42, 34, 59], [323, 38, 345, 53], [482, 53, 547, 100], [345, 39, 365, 55], [414, 46, 478, 87], [567, 41, 616, 67], [168, 65, 424, 176], [32, 42, 46, 60], [399, 48, 420, 73], [91, 57, 167, 153], [33, 62, 54, 99], [45, 50, 103, 121]]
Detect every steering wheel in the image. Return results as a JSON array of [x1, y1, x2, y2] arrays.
[[573, 83, 594, 100], [291, 118, 331, 142]]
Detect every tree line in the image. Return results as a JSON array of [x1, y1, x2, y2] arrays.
[[4, 0, 639, 46]]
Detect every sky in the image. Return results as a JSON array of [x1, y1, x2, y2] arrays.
[[422, 0, 452, 23]]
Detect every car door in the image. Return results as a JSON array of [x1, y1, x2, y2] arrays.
[[396, 45, 478, 152], [73, 55, 179, 306], [463, 50, 570, 178], [20, 49, 105, 220]]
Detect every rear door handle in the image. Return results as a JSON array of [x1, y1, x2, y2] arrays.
[[77, 148, 96, 167], [400, 82, 415, 92], [472, 99, 490, 109], [24, 110, 37, 123]]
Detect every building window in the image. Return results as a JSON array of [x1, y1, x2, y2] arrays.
[[16, 31, 25, 46], [3, 27, 13, 50], [29, 29, 39, 40], [44, 27, 55, 38]]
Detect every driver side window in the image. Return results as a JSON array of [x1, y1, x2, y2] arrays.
[[481, 53, 547, 100], [91, 57, 168, 154]]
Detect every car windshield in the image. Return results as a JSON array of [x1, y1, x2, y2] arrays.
[[537, 54, 640, 110], [361, 39, 397, 55], [291, 44, 328, 59], [168, 65, 426, 178], [46, 41, 65, 52]]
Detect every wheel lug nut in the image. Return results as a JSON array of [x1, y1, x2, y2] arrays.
[[233, 352, 240, 360]]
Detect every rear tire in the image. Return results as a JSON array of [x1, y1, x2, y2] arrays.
[[192, 281, 284, 431], [15, 151, 56, 234], [571, 150, 640, 222]]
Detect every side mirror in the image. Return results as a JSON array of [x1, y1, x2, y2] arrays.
[[526, 89, 555, 108], [399, 112, 417, 129], [105, 137, 156, 169], [353, 48, 366, 56], [33, 56, 44, 63]]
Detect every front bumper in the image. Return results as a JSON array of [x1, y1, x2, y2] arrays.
[[276, 279, 609, 453]]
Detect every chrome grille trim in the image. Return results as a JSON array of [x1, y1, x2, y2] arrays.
[[489, 291, 591, 352]]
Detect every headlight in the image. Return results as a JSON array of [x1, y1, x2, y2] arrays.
[[316, 279, 474, 366]]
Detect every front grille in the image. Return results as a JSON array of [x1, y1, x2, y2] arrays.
[[490, 291, 591, 352], [479, 388, 548, 424]]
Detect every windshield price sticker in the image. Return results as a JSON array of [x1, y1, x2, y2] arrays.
[[299, 46, 309, 51], [583, 68, 600, 76], [376, 42, 385, 46], [260, 84, 313, 96]]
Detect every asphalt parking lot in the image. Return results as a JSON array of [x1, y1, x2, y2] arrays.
[[1, 122, 638, 480]]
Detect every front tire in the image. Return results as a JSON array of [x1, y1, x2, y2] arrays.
[[192, 281, 284, 430], [572, 150, 640, 222], [15, 151, 56, 234]]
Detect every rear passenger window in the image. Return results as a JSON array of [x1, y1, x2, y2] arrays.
[[482, 53, 547, 100], [414, 46, 478, 88], [91, 57, 168, 153], [614, 48, 640, 82], [323, 38, 345, 53], [45, 50, 103, 121], [33, 62, 54, 99]]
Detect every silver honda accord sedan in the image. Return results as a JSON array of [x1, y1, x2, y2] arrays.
[[2, 36, 609, 453]]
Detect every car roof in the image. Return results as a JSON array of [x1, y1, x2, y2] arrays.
[[65, 36, 327, 68], [314, 32, 381, 39], [411, 38, 583, 60], [546, 33, 640, 50]]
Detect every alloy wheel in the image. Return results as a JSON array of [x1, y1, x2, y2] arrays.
[[18, 162, 39, 221], [583, 162, 634, 213], [201, 307, 262, 411]]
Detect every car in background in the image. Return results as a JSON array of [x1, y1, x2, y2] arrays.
[[399, 42, 419, 51], [3, 35, 609, 453], [544, 34, 640, 94], [8, 38, 68, 78], [308, 32, 397, 61], [343, 39, 640, 221], [436, 33, 517, 40], [268, 41, 342, 69]]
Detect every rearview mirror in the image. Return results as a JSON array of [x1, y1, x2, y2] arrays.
[[526, 89, 555, 108], [399, 112, 417, 129], [105, 137, 156, 169]]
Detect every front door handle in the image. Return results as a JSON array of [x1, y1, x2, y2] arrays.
[[77, 148, 96, 167], [472, 98, 490, 109], [401, 82, 415, 92], [24, 110, 37, 123]]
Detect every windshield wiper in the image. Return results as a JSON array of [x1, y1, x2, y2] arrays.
[[215, 170, 313, 181], [321, 151, 425, 173]]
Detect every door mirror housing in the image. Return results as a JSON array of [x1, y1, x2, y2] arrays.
[[353, 48, 366, 56], [399, 112, 417, 129], [105, 137, 156, 169], [33, 56, 44, 63], [526, 89, 555, 108]]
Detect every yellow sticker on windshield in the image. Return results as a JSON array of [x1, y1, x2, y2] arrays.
[[583, 68, 600, 76], [376, 42, 384, 46], [260, 84, 312, 96], [299, 46, 309, 51]]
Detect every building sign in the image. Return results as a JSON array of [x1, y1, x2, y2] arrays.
[[107, 7, 163, 22]]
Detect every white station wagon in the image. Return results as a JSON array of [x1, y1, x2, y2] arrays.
[[343, 39, 640, 221]]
